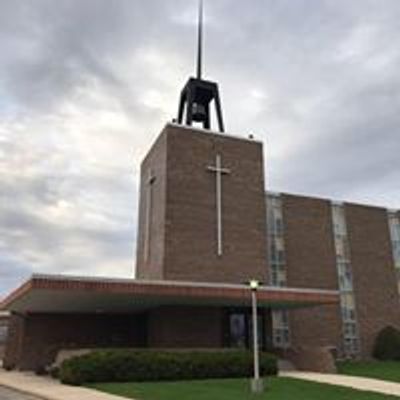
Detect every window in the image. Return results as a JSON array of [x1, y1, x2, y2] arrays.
[[388, 212, 400, 271], [0, 325, 8, 343], [331, 203, 360, 358], [272, 310, 290, 349], [335, 240, 350, 261], [389, 213, 400, 242], [266, 193, 291, 349]]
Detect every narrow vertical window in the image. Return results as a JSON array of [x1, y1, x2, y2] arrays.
[[0, 321, 8, 345], [331, 203, 360, 358], [266, 193, 290, 349], [388, 211, 400, 292]]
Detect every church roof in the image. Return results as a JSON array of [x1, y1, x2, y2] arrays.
[[1, 274, 339, 314]]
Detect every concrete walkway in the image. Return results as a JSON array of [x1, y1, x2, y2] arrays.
[[281, 371, 400, 397], [0, 369, 130, 400], [0, 385, 44, 400]]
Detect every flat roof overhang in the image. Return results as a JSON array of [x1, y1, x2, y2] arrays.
[[0, 274, 340, 314]]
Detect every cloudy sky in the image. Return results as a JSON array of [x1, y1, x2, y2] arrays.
[[1, 0, 400, 298]]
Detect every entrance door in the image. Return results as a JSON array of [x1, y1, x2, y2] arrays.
[[229, 312, 247, 348], [226, 309, 265, 350]]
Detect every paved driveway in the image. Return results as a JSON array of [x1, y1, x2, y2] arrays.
[[0, 386, 42, 400]]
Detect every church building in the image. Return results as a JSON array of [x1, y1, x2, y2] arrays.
[[1, 3, 400, 373]]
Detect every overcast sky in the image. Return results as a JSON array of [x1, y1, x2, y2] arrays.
[[1, 0, 400, 298]]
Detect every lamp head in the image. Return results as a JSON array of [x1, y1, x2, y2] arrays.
[[249, 279, 260, 291]]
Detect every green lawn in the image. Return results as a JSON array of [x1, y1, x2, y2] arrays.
[[88, 377, 397, 400], [338, 361, 400, 383]]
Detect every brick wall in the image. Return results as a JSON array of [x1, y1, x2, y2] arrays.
[[3, 313, 147, 371], [147, 306, 223, 348], [346, 203, 400, 357], [286, 346, 337, 373], [281, 194, 342, 351], [136, 130, 168, 280], [4, 307, 225, 370], [3, 313, 25, 369]]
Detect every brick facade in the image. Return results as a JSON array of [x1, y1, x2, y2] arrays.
[[281, 194, 342, 351], [346, 203, 400, 358], [3, 122, 399, 372], [285, 346, 337, 373], [3, 313, 24, 369], [276, 194, 400, 359], [3, 307, 231, 370], [136, 124, 268, 284], [134, 125, 400, 360], [136, 131, 168, 280], [147, 306, 224, 348], [3, 313, 147, 371]]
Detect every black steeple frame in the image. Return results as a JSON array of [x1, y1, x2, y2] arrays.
[[177, 78, 224, 132], [176, 0, 225, 133]]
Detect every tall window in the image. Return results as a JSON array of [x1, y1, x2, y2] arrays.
[[388, 211, 400, 292], [331, 203, 360, 357], [266, 193, 290, 348], [0, 324, 8, 344]]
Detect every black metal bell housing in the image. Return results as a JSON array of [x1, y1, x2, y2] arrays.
[[177, 77, 225, 132], [192, 102, 207, 122]]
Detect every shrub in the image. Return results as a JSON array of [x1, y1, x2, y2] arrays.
[[59, 349, 277, 385], [373, 326, 400, 360]]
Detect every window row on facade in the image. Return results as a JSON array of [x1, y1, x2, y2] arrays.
[[266, 194, 400, 357]]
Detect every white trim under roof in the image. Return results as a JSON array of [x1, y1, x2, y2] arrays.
[[31, 273, 339, 296]]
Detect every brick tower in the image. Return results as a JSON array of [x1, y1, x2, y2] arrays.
[[135, 123, 268, 284]]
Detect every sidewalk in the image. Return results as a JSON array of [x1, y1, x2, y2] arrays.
[[281, 371, 400, 397], [3, 368, 400, 399], [0, 369, 130, 400]]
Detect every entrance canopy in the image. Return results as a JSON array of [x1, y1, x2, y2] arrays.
[[0, 274, 339, 314]]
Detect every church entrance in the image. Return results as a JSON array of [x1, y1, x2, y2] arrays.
[[226, 308, 267, 350]]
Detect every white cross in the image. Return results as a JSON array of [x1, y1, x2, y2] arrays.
[[144, 169, 156, 262], [207, 154, 230, 256]]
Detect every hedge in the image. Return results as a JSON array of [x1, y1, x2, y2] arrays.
[[373, 326, 400, 360], [59, 349, 278, 385]]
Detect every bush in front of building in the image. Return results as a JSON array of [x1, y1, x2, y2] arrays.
[[373, 326, 400, 360], [58, 349, 278, 385]]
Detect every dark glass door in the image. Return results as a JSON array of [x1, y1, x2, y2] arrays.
[[226, 309, 265, 350], [229, 313, 247, 348]]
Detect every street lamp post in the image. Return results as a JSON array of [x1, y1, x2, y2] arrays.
[[249, 279, 264, 393]]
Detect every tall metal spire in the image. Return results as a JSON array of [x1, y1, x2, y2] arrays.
[[196, 0, 203, 79], [176, 0, 225, 132]]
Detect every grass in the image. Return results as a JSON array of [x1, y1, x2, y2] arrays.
[[88, 377, 398, 400], [338, 360, 400, 383]]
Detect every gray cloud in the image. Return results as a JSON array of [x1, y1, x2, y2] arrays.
[[1, 0, 400, 298]]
